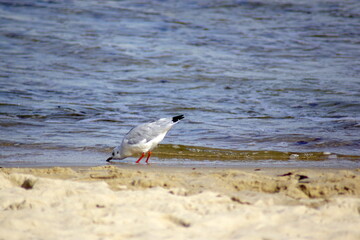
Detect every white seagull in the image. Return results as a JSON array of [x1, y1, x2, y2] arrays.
[[106, 115, 184, 163]]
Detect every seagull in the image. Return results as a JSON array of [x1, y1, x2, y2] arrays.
[[106, 115, 184, 163]]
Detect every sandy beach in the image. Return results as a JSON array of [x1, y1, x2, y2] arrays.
[[1, 165, 360, 240]]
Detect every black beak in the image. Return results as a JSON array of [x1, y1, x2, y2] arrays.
[[106, 157, 113, 162]]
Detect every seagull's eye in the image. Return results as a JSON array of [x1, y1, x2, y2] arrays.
[[116, 151, 119, 154], [112, 152, 115, 156]]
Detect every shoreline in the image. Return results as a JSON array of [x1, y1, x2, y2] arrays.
[[1, 166, 360, 239], [1, 143, 360, 169]]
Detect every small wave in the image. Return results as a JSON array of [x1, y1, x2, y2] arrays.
[[154, 144, 360, 162], [1, 141, 359, 162]]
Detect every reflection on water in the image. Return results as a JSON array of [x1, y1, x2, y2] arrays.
[[0, 0, 359, 166]]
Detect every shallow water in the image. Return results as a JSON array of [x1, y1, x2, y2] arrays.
[[1, 144, 360, 168], [0, 0, 359, 167]]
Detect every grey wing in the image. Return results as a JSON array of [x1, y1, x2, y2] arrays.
[[124, 122, 167, 145]]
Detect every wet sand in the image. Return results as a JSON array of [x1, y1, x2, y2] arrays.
[[1, 165, 360, 240]]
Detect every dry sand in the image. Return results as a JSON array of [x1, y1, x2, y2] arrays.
[[1, 165, 360, 240]]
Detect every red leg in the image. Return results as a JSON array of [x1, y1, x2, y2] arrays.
[[145, 151, 152, 163], [135, 152, 145, 163]]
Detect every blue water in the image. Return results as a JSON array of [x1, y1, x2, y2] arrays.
[[0, 0, 359, 167]]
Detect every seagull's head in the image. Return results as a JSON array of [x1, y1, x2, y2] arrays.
[[106, 146, 124, 162]]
